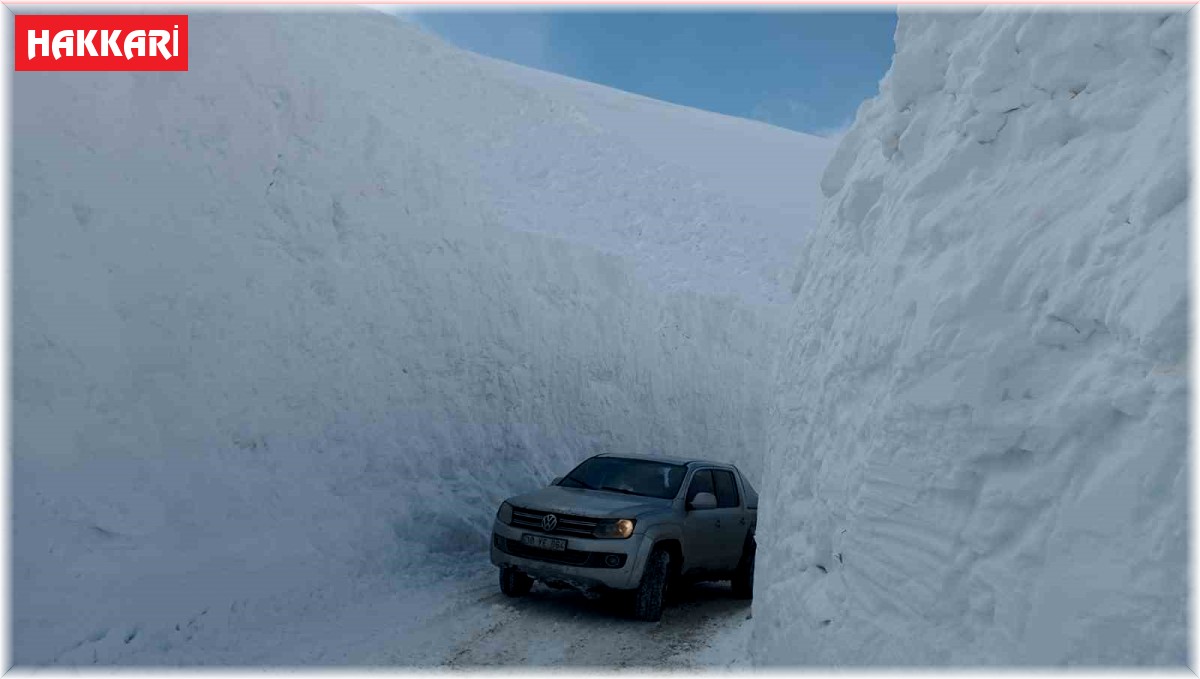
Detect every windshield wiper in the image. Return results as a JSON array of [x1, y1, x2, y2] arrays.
[[599, 486, 641, 496]]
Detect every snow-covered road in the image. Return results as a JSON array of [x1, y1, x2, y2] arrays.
[[42, 551, 751, 668], [364, 567, 752, 669]]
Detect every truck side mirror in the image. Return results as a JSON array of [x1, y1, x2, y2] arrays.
[[551, 476, 563, 486], [688, 492, 717, 511]]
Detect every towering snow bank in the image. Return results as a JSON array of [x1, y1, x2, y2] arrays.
[[755, 9, 1187, 665], [13, 11, 826, 664]]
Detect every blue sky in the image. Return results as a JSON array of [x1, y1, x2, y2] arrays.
[[404, 11, 897, 137]]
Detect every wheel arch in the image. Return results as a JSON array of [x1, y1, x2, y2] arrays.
[[652, 537, 684, 578]]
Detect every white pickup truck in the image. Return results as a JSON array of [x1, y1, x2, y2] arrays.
[[490, 453, 758, 621]]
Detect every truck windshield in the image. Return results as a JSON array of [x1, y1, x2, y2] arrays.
[[558, 457, 686, 500]]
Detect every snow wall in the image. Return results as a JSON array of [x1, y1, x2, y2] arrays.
[[754, 9, 1187, 665], [13, 11, 831, 663]]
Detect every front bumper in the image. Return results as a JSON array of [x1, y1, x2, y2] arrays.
[[490, 519, 652, 590]]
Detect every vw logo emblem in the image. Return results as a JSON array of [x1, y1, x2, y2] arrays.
[[541, 514, 558, 532]]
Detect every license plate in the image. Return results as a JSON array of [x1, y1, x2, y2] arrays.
[[522, 534, 567, 551]]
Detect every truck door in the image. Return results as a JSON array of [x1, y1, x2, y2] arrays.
[[710, 469, 748, 571], [682, 469, 721, 573]]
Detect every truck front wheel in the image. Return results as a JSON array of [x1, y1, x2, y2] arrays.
[[633, 547, 671, 621], [499, 566, 533, 597]]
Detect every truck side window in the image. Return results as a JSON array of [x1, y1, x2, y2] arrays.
[[713, 470, 740, 508], [686, 469, 714, 503]]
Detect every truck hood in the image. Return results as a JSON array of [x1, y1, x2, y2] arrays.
[[506, 485, 672, 519]]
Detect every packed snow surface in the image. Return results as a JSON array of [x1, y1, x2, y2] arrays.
[[12, 10, 831, 665], [754, 9, 1187, 666]]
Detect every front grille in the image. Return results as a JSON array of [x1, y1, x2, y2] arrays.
[[510, 506, 601, 538], [494, 534, 627, 569]]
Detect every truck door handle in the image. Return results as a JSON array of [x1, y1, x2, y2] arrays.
[[739, 517, 746, 525], [715, 519, 722, 528]]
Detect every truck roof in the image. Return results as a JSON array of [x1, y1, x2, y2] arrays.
[[594, 452, 738, 469], [590, 453, 757, 509]]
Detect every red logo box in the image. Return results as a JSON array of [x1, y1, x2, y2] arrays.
[[15, 14, 188, 71]]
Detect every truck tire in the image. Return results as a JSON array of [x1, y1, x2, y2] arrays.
[[499, 566, 533, 597], [731, 537, 755, 600], [633, 547, 671, 621]]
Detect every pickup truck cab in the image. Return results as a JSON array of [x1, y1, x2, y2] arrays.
[[490, 453, 758, 621]]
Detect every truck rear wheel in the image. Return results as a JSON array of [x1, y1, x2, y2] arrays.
[[633, 547, 670, 621], [731, 537, 755, 600], [499, 566, 533, 597]]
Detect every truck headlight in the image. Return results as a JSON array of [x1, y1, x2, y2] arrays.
[[497, 502, 513, 525], [594, 518, 635, 539]]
